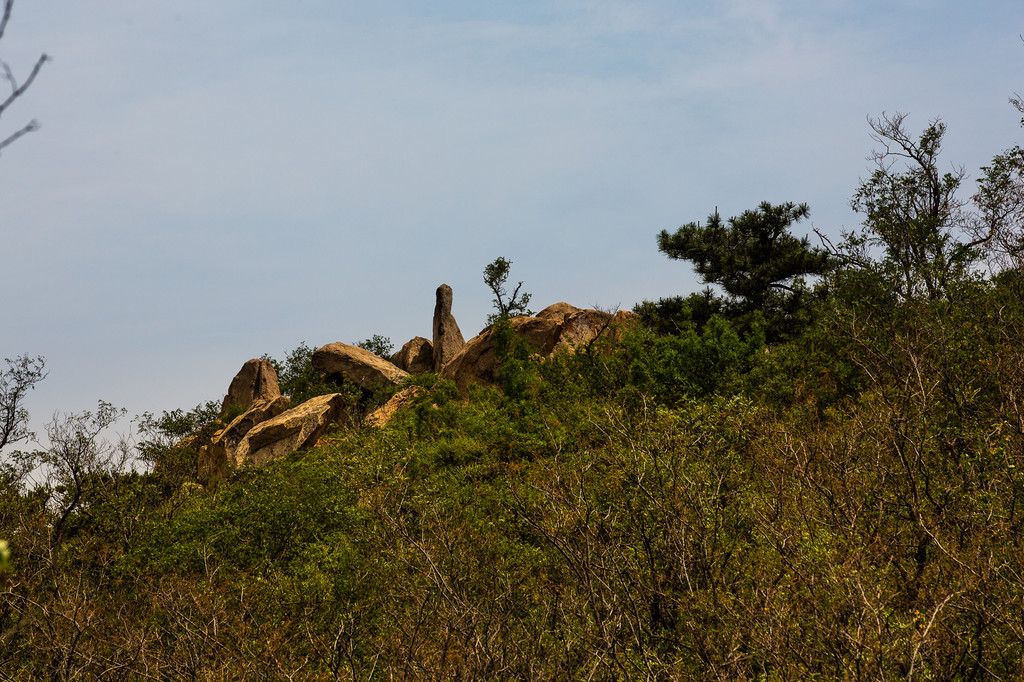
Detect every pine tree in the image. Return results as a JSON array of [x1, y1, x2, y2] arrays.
[[653, 201, 832, 340]]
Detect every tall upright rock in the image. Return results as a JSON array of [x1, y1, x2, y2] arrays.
[[432, 283, 465, 371]]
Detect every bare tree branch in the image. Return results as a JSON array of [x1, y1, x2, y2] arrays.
[[0, 0, 13, 44], [0, 52, 47, 117], [0, 116, 36, 154], [0, 0, 47, 152]]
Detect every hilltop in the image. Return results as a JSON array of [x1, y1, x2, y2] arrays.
[[3, 113, 1024, 678]]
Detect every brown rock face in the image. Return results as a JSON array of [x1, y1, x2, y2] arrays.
[[312, 343, 410, 389], [536, 301, 579, 321], [606, 310, 639, 341], [436, 333, 497, 396], [393, 337, 434, 374], [439, 314, 562, 395], [198, 396, 290, 480], [552, 308, 617, 354], [432, 284, 465, 371], [222, 359, 281, 413], [233, 393, 347, 468], [439, 304, 638, 395]]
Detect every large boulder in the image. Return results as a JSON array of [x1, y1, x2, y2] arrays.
[[312, 342, 410, 389], [222, 358, 281, 412], [438, 314, 562, 395], [198, 396, 290, 480], [552, 308, 637, 354], [535, 301, 578, 321], [432, 284, 465, 371], [439, 304, 638, 395], [393, 337, 434, 374], [233, 393, 348, 468]]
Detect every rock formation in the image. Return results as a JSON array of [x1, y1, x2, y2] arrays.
[[198, 396, 290, 480], [393, 337, 434, 374], [221, 358, 281, 412], [233, 393, 347, 468], [552, 308, 634, 354], [312, 343, 410, 389], [438, 314, 561, 395], [535, 301, 578, 321], [432, 284, 465, 371], [439, 303, 637, 395], [199, 298, 636, 474]]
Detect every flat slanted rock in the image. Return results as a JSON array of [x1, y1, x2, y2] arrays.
[[234, 393, 348, 468], [312, 342, 410, 389], [198, 396, 290, 480]]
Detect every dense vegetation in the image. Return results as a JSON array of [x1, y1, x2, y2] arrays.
[[2, 113, 1023, 679]]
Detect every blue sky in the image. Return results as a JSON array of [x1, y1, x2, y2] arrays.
[[2, 0, 1023, 435]]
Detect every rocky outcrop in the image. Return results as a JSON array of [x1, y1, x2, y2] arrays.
[[364, 386, 425, 428], [432, 284, 465, 371], [439, 304, 637, 395], [200, 298, 637, 473], [222, 359, 281, 412], [233, 393, 348, 468], [393, 337, 434, 374], [535, 301, 578, 321], [438, 314, 562, 395], [552, 308, 635, 354], [312, 343, 410, 389], [198, 396, 290, 480]]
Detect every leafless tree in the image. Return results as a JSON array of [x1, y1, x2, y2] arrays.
[[0, 0, 48, 155], [39, 401, 131, 547]]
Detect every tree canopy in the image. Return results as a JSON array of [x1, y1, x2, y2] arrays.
[[658, 201, 831, 311], [650, 201, 832, 340]]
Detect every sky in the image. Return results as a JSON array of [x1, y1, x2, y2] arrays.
[[2, 0, 1023, 440]]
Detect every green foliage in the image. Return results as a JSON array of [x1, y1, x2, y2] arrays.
[[136, 399, 225, 486], [618, 315, 765, 404], [633, 289, 725, 335], [658, 201, 828, 307], [355, 333, 394, 360], [12, 103, 1024, 679], [0, 353, 46, 451], [262, 342, 340, 407], [975, 139, 1024, 274], [483, 256, 534, 324], [137, 400, 222, 447], [6, 285, 1024, 678], [490, 316, 542, 403], [845, 113, 987, 302], [0, 354, 47, 583], [653, 201, 831, 341]]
